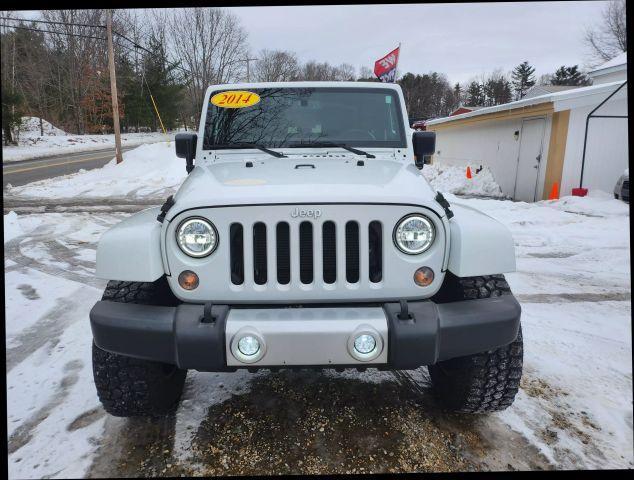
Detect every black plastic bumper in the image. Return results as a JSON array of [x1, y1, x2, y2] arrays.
[[90, 296, 521, 371]]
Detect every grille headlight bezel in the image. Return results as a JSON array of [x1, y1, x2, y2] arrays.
[[393, 213, 435, 255], [176, 217, 219, 258]]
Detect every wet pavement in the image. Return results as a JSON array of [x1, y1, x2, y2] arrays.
[[86, 369, 552, 477]]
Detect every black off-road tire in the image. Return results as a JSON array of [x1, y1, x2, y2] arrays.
[[92, 277, 187, 417], [428, 273, 523, 413]]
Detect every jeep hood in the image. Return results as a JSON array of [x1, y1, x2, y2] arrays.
[[165, 157, 444, 221]]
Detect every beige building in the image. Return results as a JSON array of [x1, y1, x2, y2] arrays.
[[427, 55, 628, 202]]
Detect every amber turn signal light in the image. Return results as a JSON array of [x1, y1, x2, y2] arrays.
[[178, 270, 199, 290], [413, 267, 434, 287]]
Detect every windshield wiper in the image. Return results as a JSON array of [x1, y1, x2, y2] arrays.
[[213, 143, 287, 158], [293, 142, 375, 159]]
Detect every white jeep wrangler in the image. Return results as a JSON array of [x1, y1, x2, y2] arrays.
[[90, 82, 522, 417]]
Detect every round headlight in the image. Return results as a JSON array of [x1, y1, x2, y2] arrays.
[[394, 214, 435, 254], [176, 217, 218, 257]]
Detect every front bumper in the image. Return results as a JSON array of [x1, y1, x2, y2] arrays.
[[90, 296, 521, 371]]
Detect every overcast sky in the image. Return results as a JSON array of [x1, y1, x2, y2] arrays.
[[19, 1, 610, 85], [228, 1, 610, 84]]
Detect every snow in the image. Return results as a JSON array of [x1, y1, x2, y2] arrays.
[[19, 116, 67, 137], [4, 211, 24, 243], [460, 193, 631, 468], [423, 162, 506, 198], [591, 52, 627, 72], [5, 142, 187, 200], [2, 116, 173, 162], [4, 166, 632, 475]]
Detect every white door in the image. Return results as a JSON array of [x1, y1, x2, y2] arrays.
[[514, 118, 546, 202]]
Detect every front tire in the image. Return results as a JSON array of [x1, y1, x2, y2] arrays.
[[428, 274, 523, 413], [92, 278, 187, 417]]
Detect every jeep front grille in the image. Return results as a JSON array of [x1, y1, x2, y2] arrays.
[[167, 204, 446, 303], [230, 219, 381, 287]]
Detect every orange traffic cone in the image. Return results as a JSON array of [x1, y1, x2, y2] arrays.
[[466, 166, 472, 179], [548, 182, 559, 200]]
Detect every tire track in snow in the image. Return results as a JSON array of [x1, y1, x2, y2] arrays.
[[5, 286, 100, 373]]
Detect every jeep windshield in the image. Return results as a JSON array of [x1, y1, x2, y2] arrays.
[[203, 87, 407, 151]]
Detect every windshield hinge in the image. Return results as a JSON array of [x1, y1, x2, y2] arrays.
[[435, 192, 454, 219], [156, 195, 175, 223]]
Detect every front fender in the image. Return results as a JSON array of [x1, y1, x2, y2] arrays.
[[447, 202, 516, 277], [96, 207, 165, 282]]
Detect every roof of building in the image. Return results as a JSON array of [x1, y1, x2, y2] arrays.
[[588, 52, 627, 77], [523, 85, 581, 99], [426, 80, 627, 126], [530, 85, 581, 93]]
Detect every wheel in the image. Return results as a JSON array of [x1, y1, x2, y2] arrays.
[[428, 273, 523, 413], [92, 277, 187, 417]]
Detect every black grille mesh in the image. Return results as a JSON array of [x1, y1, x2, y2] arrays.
[[299, 222, 314, 284], [253, 222, 267, 285], [345, 221, 360, 283]]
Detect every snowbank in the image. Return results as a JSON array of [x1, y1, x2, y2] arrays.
[[423, 163, 506, 198], [5, 142, 187, 200], [2, 117, 173, 162], [19, 116, 67, 137]]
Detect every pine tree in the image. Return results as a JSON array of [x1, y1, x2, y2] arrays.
[[466, 81, 484, 106], [511, 61, 536, 100], [453, 82, 462, 105], [549, 65, 592, 86]]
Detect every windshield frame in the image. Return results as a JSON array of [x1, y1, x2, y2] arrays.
[[202, 86, 408, 151]]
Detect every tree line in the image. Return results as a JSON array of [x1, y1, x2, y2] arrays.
[[1, 2, 625, 144]]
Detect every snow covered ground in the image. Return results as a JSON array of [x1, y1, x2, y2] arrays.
[[2, 117, 173, 162], [5, 142, 184, 200], [3, 146, 632, 476]]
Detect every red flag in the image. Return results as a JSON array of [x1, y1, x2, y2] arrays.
[[374, 46, 400, 82]]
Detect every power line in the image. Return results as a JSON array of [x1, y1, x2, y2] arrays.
[[0, 16, 106, 31], [0, 16, 150, 55], [0, 23, 106, 41]]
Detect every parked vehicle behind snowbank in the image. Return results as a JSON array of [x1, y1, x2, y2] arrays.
[[89, 82, 523, 417]]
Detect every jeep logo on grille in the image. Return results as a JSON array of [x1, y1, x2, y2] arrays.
[[291, 207, 322, 219]]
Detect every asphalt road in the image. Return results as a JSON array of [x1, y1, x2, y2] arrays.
[[3, 146, 137, 188]]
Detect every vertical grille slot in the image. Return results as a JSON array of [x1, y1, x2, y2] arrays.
[[322, 221, 337, 284], [276, 222, 290, 285], [345, 221, 360, 283], [368, 221, 383, 283], [253, 222, 267, 285], [299, 221, 313, 284], [229, 223, 244, 285]]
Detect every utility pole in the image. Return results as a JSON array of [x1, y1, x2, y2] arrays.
[[106, 9, 123, 164]]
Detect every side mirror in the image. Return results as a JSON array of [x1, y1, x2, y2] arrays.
[[175, 132, 197, 173], [412, 131, 435, 170]]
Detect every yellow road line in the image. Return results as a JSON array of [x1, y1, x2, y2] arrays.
[[4, 154, 114, 175]]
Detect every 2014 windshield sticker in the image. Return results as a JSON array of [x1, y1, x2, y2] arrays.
[[210, 91, 260, 108]]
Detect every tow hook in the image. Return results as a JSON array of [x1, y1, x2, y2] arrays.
[[435, 192, 454, 219], [398, 300, 413, 320]]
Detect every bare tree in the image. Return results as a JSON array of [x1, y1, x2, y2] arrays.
[[333, 63, 356, 81], [357, 66, 375, 81], [158, 7, 248, 117], [584, 0, 626, 66], [41, 9, 110, 133], [252, 49, 300, 82], [297, 60, 357, 81]]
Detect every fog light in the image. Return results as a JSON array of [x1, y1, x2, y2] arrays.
[[238, 336, 260, 356], [178, 270, 199, 290], [354, 334, 376, 354], [231, 328, 266, 364], [347, 326, 383, 362], [413, 267, 434, 287]]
